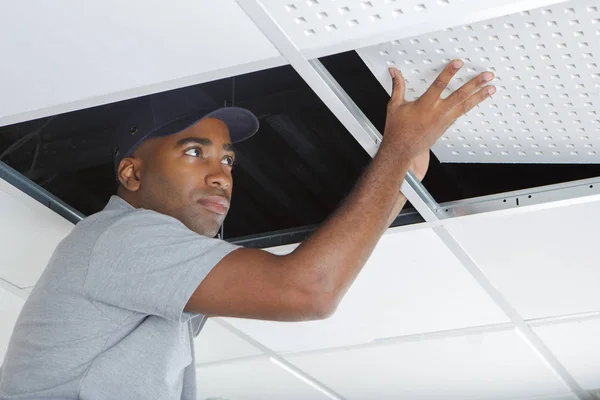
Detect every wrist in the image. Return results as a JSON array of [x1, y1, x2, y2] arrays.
[[376, 140, 412, 172]]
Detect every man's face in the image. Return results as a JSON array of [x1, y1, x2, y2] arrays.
[[121, 118, 235, 237]]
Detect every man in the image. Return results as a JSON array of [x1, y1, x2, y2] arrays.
[[0, 60, 495, 399]]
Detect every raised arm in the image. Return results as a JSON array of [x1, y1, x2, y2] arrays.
[[186, 60, 495, 321]]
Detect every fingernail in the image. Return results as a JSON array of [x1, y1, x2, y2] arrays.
[[487, 86, 496, 95], [389, 67, 395, 78], [483, 72, 494, 82], [453, 59, 464, 69]]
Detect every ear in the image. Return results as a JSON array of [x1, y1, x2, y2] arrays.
[[117, 157, 142, 192]]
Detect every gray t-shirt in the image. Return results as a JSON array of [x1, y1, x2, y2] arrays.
[[0, 195, 240, 399]]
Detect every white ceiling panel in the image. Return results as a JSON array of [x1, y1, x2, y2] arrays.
[[0, 288, 26, 364], [357, 0, 600, 163], [285, 328, 569, 400], [194, 319, 263, 365], [225, 226, 508, 354], [196, 357, 334, 400], [444, 198, 600, 320], [517, 395, 579, 400], [0, 179, 73, 288], [0, 0, 284, 127], [533, 318, 600, 390], [260, 0, 569, 59]]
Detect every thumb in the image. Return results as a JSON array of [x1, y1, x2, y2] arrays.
[[389, 68, 406, 104]]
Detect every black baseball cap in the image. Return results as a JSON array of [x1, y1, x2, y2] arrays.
[[113, 86, 259, 175]]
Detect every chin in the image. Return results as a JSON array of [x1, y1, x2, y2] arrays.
[[189, 223, 219, 238], [181, 209, 225, 237], [190, 219, 223, 238]]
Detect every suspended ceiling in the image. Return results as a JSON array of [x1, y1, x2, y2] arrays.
[[2, 0, 600, 399]]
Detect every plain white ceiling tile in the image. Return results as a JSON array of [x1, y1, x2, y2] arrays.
[[0, 0, 284, 126], [194, 319, 263, 365], [513, 394, 579, 400], [0, 288, 26, 364], [225, 227, 508, 353], [286, 329, 569, 400], [262, 0, 570, 58], [196, 357, 333, 400], [358, 0, 600, 164], [533, 318, 600, 390], [0, 179, 73, 288], [444, 199, 600, 319]]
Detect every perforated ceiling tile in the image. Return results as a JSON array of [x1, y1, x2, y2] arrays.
[[357, 0, 600, 163], [260, 0, 569, 57]]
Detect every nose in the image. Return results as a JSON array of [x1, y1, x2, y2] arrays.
[[205, 164, 231, 190]]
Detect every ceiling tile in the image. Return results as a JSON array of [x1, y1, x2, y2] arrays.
[[261, 0, 568, 57], [195, 319, 263, 365], [0, 0, 284, 126], [358, 0, 600, 164], [196, 357, 333, 400], [444, 199, 600, 319], [0, 180, 73, 288], [514, 395, 579, 400], [0, 288, 26, 364], [534, 317, 600, 390], [285, 328, 569, 400], [225, 227, 508, 353]]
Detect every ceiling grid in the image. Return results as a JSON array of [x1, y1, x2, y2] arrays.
[[235, 0, 597, 398]]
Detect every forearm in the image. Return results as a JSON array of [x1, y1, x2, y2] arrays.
[[285, 143, 410, 304], [387, 192, 407, 227]]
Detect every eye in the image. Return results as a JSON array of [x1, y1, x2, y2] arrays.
[[222, 155, 236, 167], [184, 148, 202, 158]]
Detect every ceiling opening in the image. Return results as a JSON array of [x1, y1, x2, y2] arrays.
[[2, 52, 599, 241]]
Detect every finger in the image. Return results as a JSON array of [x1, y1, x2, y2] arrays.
[[388, 67, 406, 104], [446, 85, 496, 122], [444, 71, 495, 111], [420, 59, 464, 103]]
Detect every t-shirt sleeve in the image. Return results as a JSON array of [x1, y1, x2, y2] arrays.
[[85, 210, 241, 322]]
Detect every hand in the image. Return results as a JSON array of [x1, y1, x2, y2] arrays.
[[382, 59, 495, 161]]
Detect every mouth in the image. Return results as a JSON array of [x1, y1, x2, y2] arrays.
[[198, 195, 230, 215]]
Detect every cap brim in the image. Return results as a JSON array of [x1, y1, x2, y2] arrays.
[[148, 106, 259, 146], [203, 107, 260, 143]]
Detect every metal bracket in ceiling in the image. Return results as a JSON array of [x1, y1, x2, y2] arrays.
[[0, 161, 83, 225]]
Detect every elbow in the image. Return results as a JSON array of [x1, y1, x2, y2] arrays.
[[313, 295, 338, 320], [304, 289, 339, 321], [286, 256, 341, 320]]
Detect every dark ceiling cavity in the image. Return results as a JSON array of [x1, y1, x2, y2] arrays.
[[1, 51, 600, 242]]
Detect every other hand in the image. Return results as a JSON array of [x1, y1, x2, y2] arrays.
[[383, 60, 495, 162]]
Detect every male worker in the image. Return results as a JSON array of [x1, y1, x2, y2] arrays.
[[0, 60, 495, 399]]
